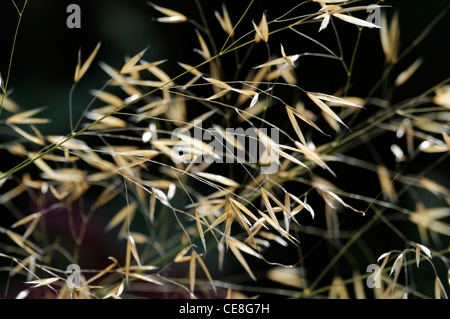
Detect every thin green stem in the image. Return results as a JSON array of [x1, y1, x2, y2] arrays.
[[0, 0, 28, 119]]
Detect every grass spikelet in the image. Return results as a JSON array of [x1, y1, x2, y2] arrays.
[[195, 30, 211, 60], [328, 276, 349, 299], [307, 92, 347, 128], [380, 11, 400, 63], [6, 230, 38, 256], [267, 267, 305, 288], [90, 90, 123, 107], [226, 237, 257, 281], [11, 212, 41, 229], [395, 58, 423, 87], [215, 4, 234, 37], [147, 1, 187, 23], [105, 202, 137, 232], [435, 276, 448, 299], [120, 47, 150, 74], [6, 107, 49, 125], [74, 42, 101, 83], [9, 124, 45, 145], [377, 164, 398, 203], [390, 253, 404, 293], [253, 13, 269, 43], [26, 278, 60, 288], [189, 251, 196, 295], [194, 209, 206, 252]]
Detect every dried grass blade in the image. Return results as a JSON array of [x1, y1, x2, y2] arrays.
[[103, 281, 124, 299], [195, 30, 211, 60], [254, 57, 286, 69], [177, 134, 217, 158], [395, 58, 423, 87], [267, 267, 304, 288], [228, 198, 260, 224], [195, 209, 206, 252], [419, 177, 449, 197], [149, 190, 156, 223], [215, 4, 234, 37], [353, 271, 366, 299], [227, 238, 257, 281], [258, 13, 269, 43], [148, 2, 187, 23], [377, 164, 397, 202], [6, 232, 37, 257], [146, 63, 172, 84], [9, 124, 44, 145], [443, 132, 450, 148], [333, 13, 380, 29], [380, 12, 390, 60], [106, 202, 137, 231], [259, 231, 288, 247], [174, 246, 191, 263], [11, 213, 41, 229], [286, 106, 306, 145], [229, 237, 261, 260], [208, 211, 228, 229], [127, 234, 141, 267], [204, 77, 231, 90], [307, 92, 347, 128], [6, 107, 49, 124], [182, 73, 202, 90], [325, 191, 365, 215], [189, 251, 197, 294], [329, 276, 349, 299], [11, 256, 33, 277], [178, 62, 201, 76], [285, 105, 325, 134], [128, 59, 167, 74], [273, 147, 308, 171], [390, 253, 403, 293], [194, 252, 216, 294], [435, 276, 448, 299], [229, 200, 252, 237], [86, 261, 117, 284], [196, 172, 239, 188], [211, 124, 245, 153], [23, 218, 40, 239], [309, 92, 363, 108], [47, 135, 89, 150], [257, 210, 295, 244], [294, 141, 334, 175], [120, 47, 149, 74], [313, 0, 350, 3], [91, 90, 123, 107], [280, 44, 295, 67], [417, 243, 432, 262], [0, 93, 20, 113], [127, 273, 163, 285], [26, 278, 59, 288], [75, 42, 101, 83], [119, 149, 159, 159], [99, 61, 141, 96], [85, 111, 127, 129], [206, 88, 230, 101]]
